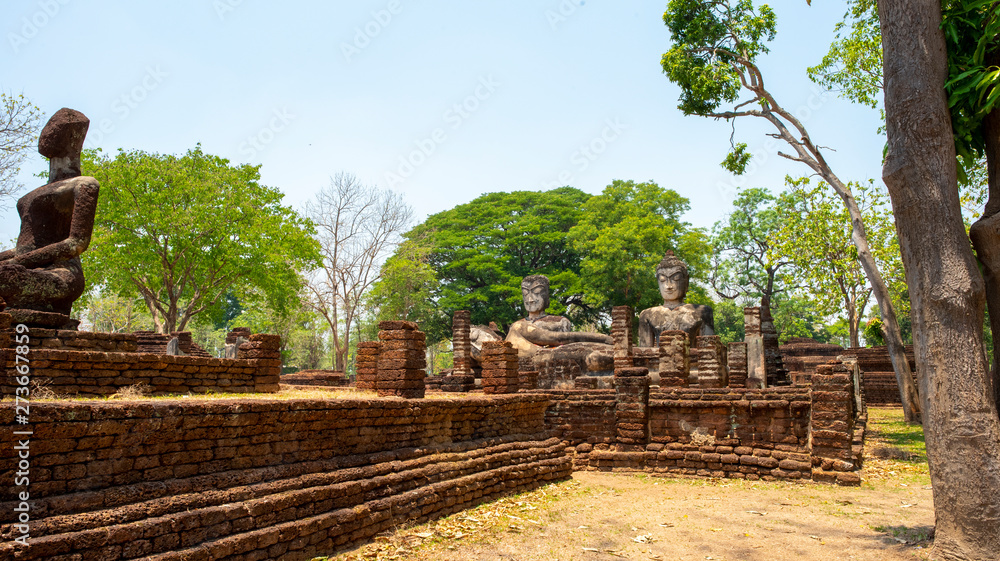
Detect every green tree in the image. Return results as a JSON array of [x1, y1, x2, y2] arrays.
[[363, 237, 440, 340], [81, 146, 320, 333], [773, 177, 905, 348], [406, 187, 592, 340], [568, 179, 711, 315], [710, 187, 798, 316], [0, 93, 42, 205], [660, 0, 920, 421]]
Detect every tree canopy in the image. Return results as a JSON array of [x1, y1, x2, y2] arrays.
[[402, 187, 591, 341], [567, 179, 710, 313], [81, 146, 320, 333]]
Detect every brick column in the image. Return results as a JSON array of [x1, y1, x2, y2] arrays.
[[810, 361, 859, 485], [376, 320, 426, 398], [727, 341, 748, 388], [693, 335, 728, 388], [614, 366, 650, 452], [611, 306, 633, 370], [480, 340, 519, 394], [657, 330, 689, 387], [744, 307, 766, 388], [452, 310, 472, 375], [355, 341, 380, 390], [237, 333, 281, 393]]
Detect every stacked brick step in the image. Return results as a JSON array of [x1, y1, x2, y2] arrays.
[[810, 361, 861, 486], [355, 342, 380, 390], [657, 330, 689, 387], [614, 366, 650, 452], [611, 306, 633, 371], [440, 373, 476, 392], [376, 321, 426, 398], [236, 333, 282, 393], [480, 340, 520, 394], [452, 310, 473, 374], [727, 341, 748, 388], [0, 434, 570, 561], [692, 335, 728, 388]]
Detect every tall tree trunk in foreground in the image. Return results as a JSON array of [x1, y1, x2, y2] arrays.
[[879, 1, 1000, 558]]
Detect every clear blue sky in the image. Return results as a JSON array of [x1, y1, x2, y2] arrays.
[[1, 0, 883, 247]]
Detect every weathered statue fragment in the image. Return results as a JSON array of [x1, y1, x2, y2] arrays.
[[637, 251, 713, 347], [506, 274, 613, 377], [0, 108, 99, 326]]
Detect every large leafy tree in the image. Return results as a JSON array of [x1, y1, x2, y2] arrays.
[[81, 146, 320, 333], [773, 177, 905, 348], [568, 179, 711, 314], [362, 238, 439, 340], [660, 0, 921, 421], [710, 187, 797, 313], [405, 187, 592, 340]]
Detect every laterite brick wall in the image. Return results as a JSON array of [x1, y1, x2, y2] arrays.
[[0, 394, 570, 560], [535, 383, 862, 485], [0, 334, 281, 398]]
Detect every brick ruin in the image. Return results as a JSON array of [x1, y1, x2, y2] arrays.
[[1, 315, 280, 398], [779, 338, 919, 406], [0, 306, 871, 560]]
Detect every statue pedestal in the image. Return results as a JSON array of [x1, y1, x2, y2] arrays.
[[5, 309, 79, 330]]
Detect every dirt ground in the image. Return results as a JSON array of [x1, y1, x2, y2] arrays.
[[324, 408, 933, 561]]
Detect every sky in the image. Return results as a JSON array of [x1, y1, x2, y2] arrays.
[[1, 0, 884, 248]]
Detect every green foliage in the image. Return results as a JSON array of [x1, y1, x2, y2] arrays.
[[712, 299, 745, 344], [941, 0, 1000, 174], [710, 187, 793, 305], [404, 187, 591, 340], [720, 143, 752, 175], [81, 146, 321, 333], [567, 179, 711, 315], [807, 0, 882, 111], [863, 316, 885, 346], [772, 177, 906, 346], [363, 238, 440, 340], [661, 0, 776, 116], [772, 295, 848, 346]]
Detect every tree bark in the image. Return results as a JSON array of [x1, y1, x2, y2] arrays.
[[968, 48, 1000, 418], [879, 1, 1000, 558]]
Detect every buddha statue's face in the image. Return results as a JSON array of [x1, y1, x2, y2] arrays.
[[522, 280, 549, 317], [657, 266, 688, 306]]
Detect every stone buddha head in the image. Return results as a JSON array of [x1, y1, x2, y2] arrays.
[[656, 251, 689, 307], [521, 275, 550, 319]]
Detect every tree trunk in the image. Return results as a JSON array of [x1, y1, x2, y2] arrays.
[[968, 48, 1000, 418], [879, 1, 1000, 558]]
